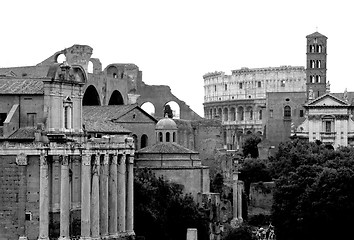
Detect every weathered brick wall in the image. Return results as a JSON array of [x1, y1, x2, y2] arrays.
[[0, 155, 20, 240], [266, 92, 307, 147], [25, 156, 39, 239], [248, 181, 275, 216]]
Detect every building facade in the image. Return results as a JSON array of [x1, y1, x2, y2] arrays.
[[203, 66, 306, 149], [0, 49, 135, 240]]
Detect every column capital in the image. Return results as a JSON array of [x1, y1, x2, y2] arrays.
[[40, 153, 48, 166], [112, 154, 118, 165], [82, 154, 91, 166], [118, 154, 126, 165], [103, 154, 109, 165], [128, 156, 134, 164], [16, 153, 28, 166], [59, 155, 69, 166]]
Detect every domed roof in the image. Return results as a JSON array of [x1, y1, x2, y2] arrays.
[[156, 117, 177, 130]]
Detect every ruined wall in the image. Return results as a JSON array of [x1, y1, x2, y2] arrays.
[[137, 82, 201, 120], [248, 181, 275, 217]]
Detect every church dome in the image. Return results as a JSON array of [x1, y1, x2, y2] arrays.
[[156, 117, 177, 130]]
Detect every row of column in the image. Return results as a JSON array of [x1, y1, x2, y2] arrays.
[[38, 150, 134, 240], [205, 106, 263, 122]]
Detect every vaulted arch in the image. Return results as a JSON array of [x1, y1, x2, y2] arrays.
[[83, 85, 100, 106], [108, 90, 124, 105]]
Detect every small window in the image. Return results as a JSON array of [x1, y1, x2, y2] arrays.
[[25, 212, 32, 221], [259, 110, 262, 120], [258, 81, 261, 88], [270, 110, 273, 118], [300, 110, 304, 117], [159, 132, 163, 142], [284, 106, 291, 118], [239, 83, 243, 89], [281, 80, 285, 87], [325, 121, 331, 133], [215, 86, 217, 92], [286, 98, 290, 101], [173, 132, 176, 142], [225, 84, 227, 91], [166, 132, 170, 142]]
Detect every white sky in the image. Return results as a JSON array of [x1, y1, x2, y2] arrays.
[[1, 0, 353, 117]]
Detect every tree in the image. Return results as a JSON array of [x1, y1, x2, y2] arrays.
[[270, 140, 354, 240], [239, 158, 272, 195], [134, 168, 209, 240], [242, 134, 261, 158]]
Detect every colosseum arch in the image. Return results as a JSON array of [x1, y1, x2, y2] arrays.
[[164, 101, 180, 119], [141, 102, 156, 116], [108, 90, 124, 105], [83, 85, 101, 106]]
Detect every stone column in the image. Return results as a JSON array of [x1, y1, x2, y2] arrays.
[[117, 154, 126, 233], [100, 154, 109, 238], [109, 154, 118, 237], [126, 155, 134, 235], [16, 153, 28, 240], [232, 171, 238, 220], [91, 154, 100, 240], [59, 155, 70, 240], [237, 182, 243, 222], [38, 151, 49, 240], [80, 154, 91, 240]]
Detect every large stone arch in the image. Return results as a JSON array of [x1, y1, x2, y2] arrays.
[[108, 90, 124, 105], [83, 85, 101, 106], [163, 101, 180, 119], [140, 102, 156, 116]]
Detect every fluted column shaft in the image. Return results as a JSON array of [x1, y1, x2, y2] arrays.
[[109, 154, 118, 237], [38, 152, 49, 240], [91, 154, 100, 240], [238, 182, 243, 221], [59, 155, 70, 240], [126, 155, 134, 234], [80, 154, 91, 240], [117, 154, 126, 233], [100, 154, 109, 238], [232, 172, 238, 220]]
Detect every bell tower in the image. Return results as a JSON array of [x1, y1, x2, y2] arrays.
[[306, 31, 328, 99]]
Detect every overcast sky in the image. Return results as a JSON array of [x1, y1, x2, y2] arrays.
[[1, 0, 353, 116]]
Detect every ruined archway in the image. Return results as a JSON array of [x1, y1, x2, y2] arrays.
[[141, 102, 155, 116], [56, 53, 66, 63], [108, 90, 124, 105], [88, 61, 93, 73], [107, 66, 119, 79], [164, 101, 180, 119], [83, 85, 101, 106]]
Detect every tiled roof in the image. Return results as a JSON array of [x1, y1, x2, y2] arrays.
[[137, 142, 198, 154], [84, 119, 131, 133], [0, 78, 43, 94], [83, 105, 136, 120], [8, 127, 36, 140]]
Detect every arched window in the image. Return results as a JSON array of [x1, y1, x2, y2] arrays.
[[141, 134, 148, 148], [166, 132, 170, 142], [83, 85, 101, 106], [250, 110, 253, 120], [132, 134, 138, 150], [88, 61, 94, 74], [230, 107, 236, 121], [159, 132, 163, 142], [223, 108, 228, 121], [173, 132, 176, 142], [284, 106, 291, 118], [237, 107, 244, 121], [259, 110, 262, 120]]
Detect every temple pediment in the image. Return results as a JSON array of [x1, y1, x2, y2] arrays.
[[306, 94, 349, 107]]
